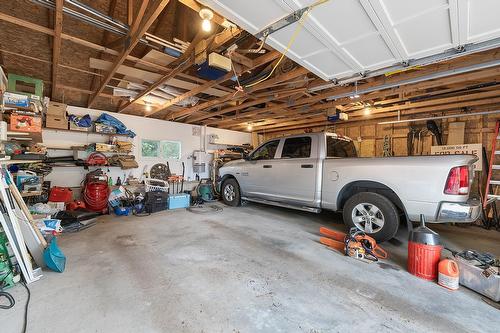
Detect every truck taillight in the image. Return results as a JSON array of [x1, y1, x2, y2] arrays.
[[444, 166, 469, 195]]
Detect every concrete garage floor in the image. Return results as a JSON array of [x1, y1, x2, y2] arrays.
[[2, 203, 499, 333]]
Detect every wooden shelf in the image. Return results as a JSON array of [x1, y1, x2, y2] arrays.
[[20, 191, 42, 197], [45, 146, 131, 155], [208, 142, 251, 148], [0, 159, 41, 165], [43, 127, 130, 137]]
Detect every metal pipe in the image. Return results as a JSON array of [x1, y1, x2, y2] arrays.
[[32, 0, 127, 35], [377, 110, 500, 125], [324, 59, 500, 102], [309, 37, 500, 93], [31, 0, 157, 47], [65, 0, 129, 30]]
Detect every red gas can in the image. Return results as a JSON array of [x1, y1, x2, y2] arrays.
[[49, 187, 73, 203], [407, 215, 442, 281]]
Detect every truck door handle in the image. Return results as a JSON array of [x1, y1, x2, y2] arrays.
[[301, 164, 314, 168], [263, 165, 272, 168]]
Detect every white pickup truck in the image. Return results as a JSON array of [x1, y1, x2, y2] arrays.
[[218, 132, 481, 241]]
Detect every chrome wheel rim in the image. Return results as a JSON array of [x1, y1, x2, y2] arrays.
[[224, 184, 235, 202], [351, 202, 385, 233]]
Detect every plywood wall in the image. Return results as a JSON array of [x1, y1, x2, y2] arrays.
[[263, 115, 498, 158]]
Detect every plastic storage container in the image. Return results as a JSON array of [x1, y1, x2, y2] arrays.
[[455, 255, 500, 302], [145, 191, 168, 214], [167, 193, 190, 209]]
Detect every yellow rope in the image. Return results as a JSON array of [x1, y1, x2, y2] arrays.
[[244, 0, 330, 88]]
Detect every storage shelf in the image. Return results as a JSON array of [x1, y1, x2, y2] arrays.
[[208, 142, 251, 148], [43, 127, 130, 137], [46, 146, 131, 155]]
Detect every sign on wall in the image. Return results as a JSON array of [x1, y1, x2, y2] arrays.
[[141, 139, 181, 159], [430, 144, 483, 171]]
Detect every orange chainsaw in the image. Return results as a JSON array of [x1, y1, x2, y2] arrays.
[[319, 226, 387, 261]]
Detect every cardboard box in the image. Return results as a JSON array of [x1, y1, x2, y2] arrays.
[[47, 101, 67, 117], [69, 122, 91, 132], [10, 114, 42, 133], [46, 115, 68, 130]]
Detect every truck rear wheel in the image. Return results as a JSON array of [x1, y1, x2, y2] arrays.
[[343, 192, 399, 242], [221, 178, 241, 207]]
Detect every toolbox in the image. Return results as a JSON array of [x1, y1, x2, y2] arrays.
[[167, 193, 190, 210], [145, 191, 169, 213], [455, 255, 500, 302]]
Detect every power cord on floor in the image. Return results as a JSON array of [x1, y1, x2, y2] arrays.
[[0, 276, 30, 333], [21, 281, 30, 333]]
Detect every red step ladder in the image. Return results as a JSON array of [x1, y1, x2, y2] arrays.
[[484, 120, 500, 208]]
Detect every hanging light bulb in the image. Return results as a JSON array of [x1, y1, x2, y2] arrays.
[[199, 8, 214, 32], [363, 107, 371, 116], [202, 19, 212, 32], [145, 104, 152, 112], [247, 124, 253, 131]]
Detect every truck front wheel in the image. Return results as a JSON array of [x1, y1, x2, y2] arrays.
[[343, 192, 399, 242], [221, 178, 241, 207]]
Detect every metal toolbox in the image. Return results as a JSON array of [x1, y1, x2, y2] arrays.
[[455, 255, 500, 302]]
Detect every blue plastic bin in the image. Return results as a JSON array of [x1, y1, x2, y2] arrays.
[[167, 194, 190, 209]]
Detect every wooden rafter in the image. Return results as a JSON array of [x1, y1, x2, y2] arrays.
[[50, 0, 63, 100], [88, 0, 171, 108], [142, 50, 280, 117], [170, 66, 309, 121], [250, 88, 500, 132]]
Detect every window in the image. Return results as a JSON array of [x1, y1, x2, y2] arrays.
[[326, 136, 357, 158], [250, 140, 280, 160], [281, 137, 311, 158]]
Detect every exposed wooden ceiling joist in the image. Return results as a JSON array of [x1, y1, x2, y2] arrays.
[[88, 0, 171, 107]]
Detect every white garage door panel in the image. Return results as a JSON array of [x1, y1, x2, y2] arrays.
[[270, 22, 326, 58], [200, 0, 500, 81], [378, 0, 449, 24], [343, 34, 396, 68], [466, 0, 500, 42], [304, 50, 353, 78], [393, 8, 454, 57]]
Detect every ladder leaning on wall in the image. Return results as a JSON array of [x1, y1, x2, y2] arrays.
[[483, 120, 500, 226]]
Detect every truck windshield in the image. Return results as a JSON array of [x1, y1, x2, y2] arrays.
[[326, 136, 357, 158]]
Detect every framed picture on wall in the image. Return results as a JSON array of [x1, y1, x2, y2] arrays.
[[141, 139, 160, 157], [160, 140, 181, 159]]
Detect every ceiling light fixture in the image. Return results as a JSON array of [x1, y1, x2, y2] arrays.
[[247, 124, 253, 131], [363, 107, 371, 116], [199, 8, 214, 32], [145, 103, 152, 112]]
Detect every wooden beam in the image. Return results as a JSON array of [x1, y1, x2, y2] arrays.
[[118, 30, 208, 113], [127, 0, 134, 26], [88, 0, 119, 106], [51, 0, 63, 100], [0, 12, 171, 74], [88, 0, 171, 107], [119, 25, 243, 114], [251, 90, 500, 132], [172, 66, 309, 121], [143, 50, 280, 117], [0, 48, 102, 77]]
